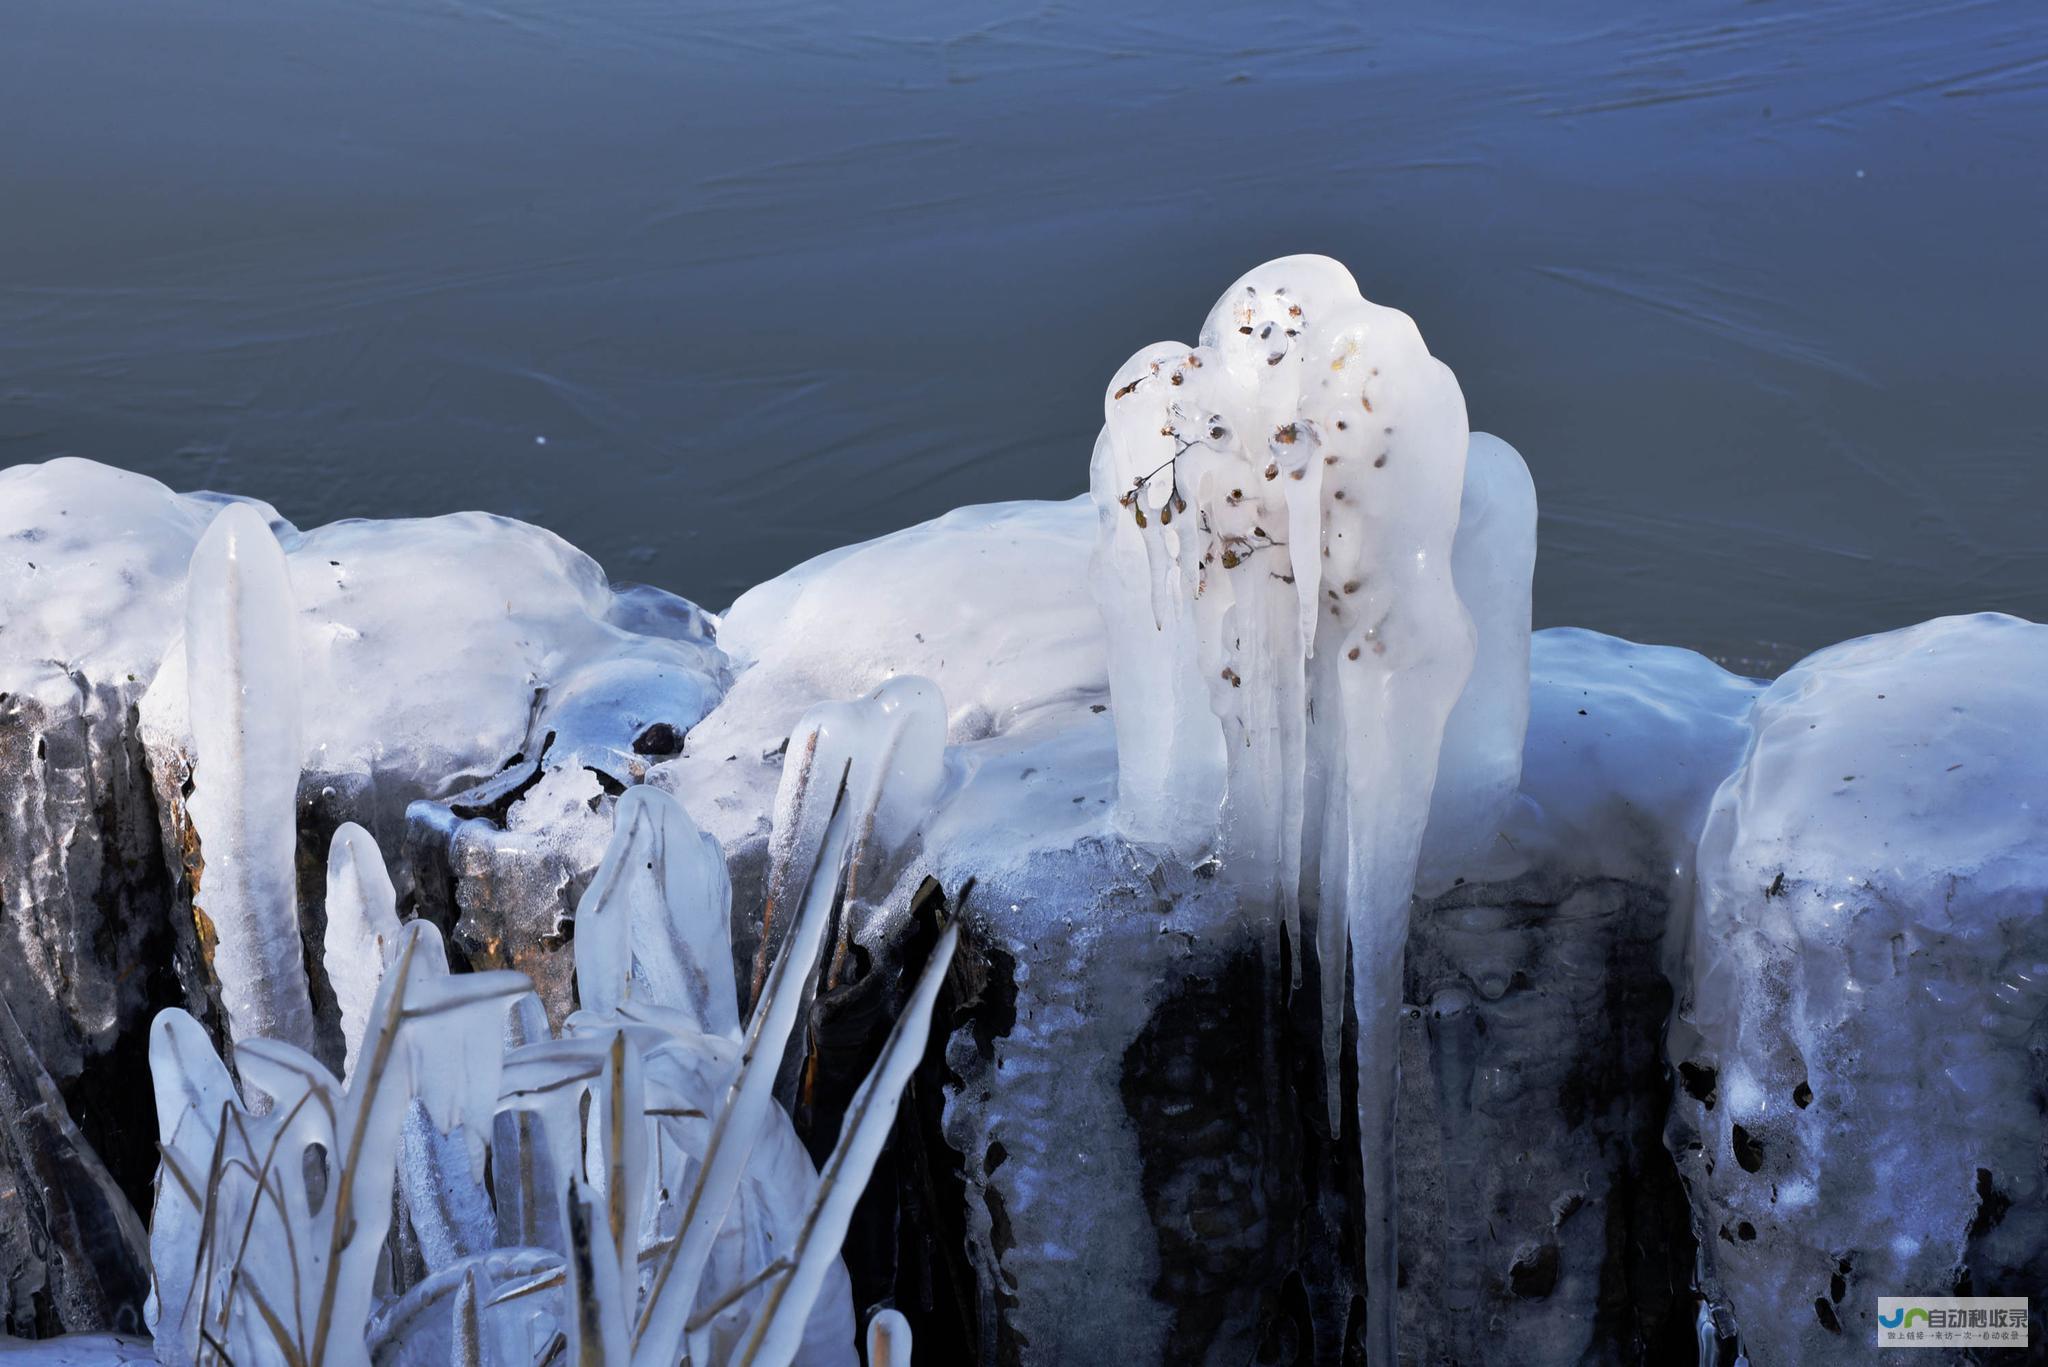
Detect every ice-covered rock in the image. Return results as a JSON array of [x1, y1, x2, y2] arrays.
[[0, 993, 149, 1340], [1397, 629, 1761, 1364], [1674, 613, 2048, 1364], [0, 462, 277, 1178], [903, 715, 1292, 1365], [135, 501, 728, 1044], [883, 626, 1764, 1366], [656, 496, 1102, 964]]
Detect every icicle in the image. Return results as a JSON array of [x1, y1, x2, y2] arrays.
[[630, 790, 855, 1367], [575, 785, 740, 1038], [323, 821, 402, 1080], [1089, 345, 1228, 853], [865, 1309, 912, 1367], [183, 501, 318, 1055], [1240, 257, 1475, 1367], [1416, 432, 1538, 892]]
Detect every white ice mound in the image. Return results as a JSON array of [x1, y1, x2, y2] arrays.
[[0, 459, 282, 703], [1505, 627, 1762, 891], [714, 497, 1104, 743], [667, 498, 1105, 856], [1678, 613, 2048, 1363], [140, 506, 727, 841]]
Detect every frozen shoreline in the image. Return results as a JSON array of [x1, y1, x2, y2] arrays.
[[3, 256, 2044, 1365]]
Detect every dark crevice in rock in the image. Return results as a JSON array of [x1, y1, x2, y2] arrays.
[[1968, 1166, 2011, 1238], [1679, 1061, 1719, 1108], [911, 882, 1022, 1367], [1120, 946, 1283, 1363], [1730, 1124, 1764, 1174], [446, 742, 551, 826]]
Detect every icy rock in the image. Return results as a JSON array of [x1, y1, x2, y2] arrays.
[[0, 460, 280, 1197], [0, 994, 150, 1340], [656, 497, 1103, 954], [133, 502, 727, 1046], [870, 629, 1761, 1366], [1394, 629, 1761, 1365], [1674, 613, 2048, 1365], [881, 710, 1298, 1365]]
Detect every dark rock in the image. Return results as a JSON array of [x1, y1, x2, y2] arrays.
[[0, 993, 150, 1339]]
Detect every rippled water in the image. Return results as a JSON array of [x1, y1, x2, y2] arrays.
[[4, 0, 2042, 673]]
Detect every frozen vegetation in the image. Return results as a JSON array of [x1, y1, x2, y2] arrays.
[[1, 256, 2044, 1366]]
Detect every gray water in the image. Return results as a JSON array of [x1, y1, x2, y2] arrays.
[[4, 0, 2043, 674]]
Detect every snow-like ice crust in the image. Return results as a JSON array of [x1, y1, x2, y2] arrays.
[[717, 498, 1104, 748], [1508, 627, 1763, 890], [0, 459, 281, 706], [1678, 613, 2048, 1363], [142, 508, 725, 829]]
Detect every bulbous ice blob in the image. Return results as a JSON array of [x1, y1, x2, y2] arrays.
[[1417, 432, 1537, 894], [1091, 254, 1479, 1365], [183, 502, 318, 1055]]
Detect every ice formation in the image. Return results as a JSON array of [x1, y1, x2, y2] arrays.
[[573, 787, 738, 1035], [863, 1311, 911, 1367], [181, 504, 318, 1055], [1091, 254, 1481, 1359], [143, 508, 727, 848], [138, 690, 958, 1367], [129, 492, 729, 1055], [321, 823, 401, 1079], [1415, 431, 1537, 894], [665, 497, 1101, 910], [8, 255, 2048, 1367], [1675, 613, 2048, 1363]]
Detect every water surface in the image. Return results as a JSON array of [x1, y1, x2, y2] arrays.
[[4, 0, 2044, 672]]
